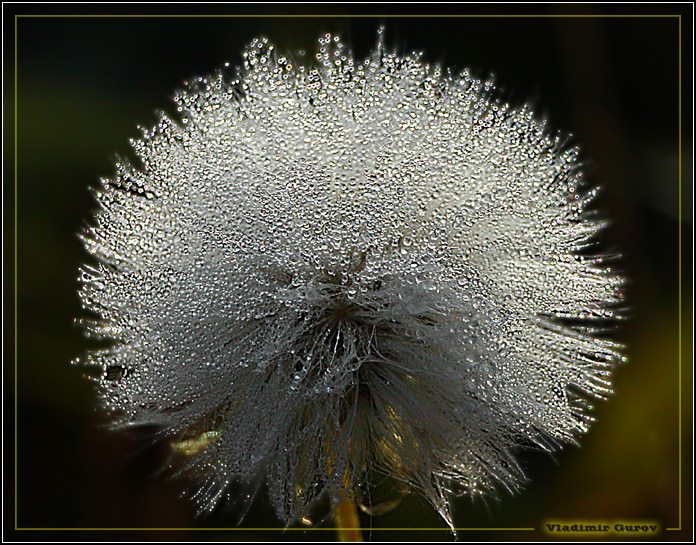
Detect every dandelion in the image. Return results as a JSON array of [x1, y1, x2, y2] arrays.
[[78, 32, 625, 533]]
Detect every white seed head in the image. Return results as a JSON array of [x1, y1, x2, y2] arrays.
[[78, 33, 625, 527]]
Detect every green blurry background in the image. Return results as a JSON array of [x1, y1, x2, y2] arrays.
[[6, 4, 692, 542]]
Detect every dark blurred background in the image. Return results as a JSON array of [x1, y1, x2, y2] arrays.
[[4, 3, 693, 542]]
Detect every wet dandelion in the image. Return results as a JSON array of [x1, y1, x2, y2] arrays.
[[78, 32, 625, 534]]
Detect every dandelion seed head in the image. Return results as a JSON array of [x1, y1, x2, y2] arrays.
[[78, 33, 625, 527]]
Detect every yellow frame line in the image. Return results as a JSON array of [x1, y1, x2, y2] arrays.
[[14, 14, 682, 18], [13, 12, 19, 534], [18, 527, 536, 531], [667, 12, 683, 534]]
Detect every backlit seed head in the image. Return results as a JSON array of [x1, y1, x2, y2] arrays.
[[78, 32, 625, 528]]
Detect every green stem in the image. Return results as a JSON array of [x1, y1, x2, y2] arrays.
[[333, 493, 363, 542]]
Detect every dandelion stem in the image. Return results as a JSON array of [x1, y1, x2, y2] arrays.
[[333, 492, 363, 542]]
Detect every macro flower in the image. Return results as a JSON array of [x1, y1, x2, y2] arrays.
[[78, 32, 625, 528]]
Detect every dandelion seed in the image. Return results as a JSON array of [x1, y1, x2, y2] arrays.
[[78, 32, 625, 530]]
